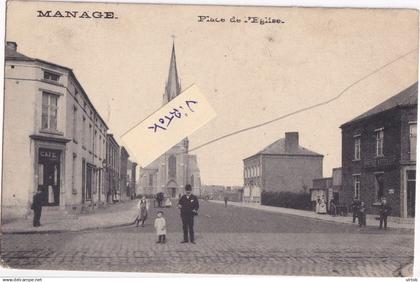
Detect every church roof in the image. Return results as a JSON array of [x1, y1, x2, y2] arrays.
[[163, 43, 181, 104], [341, 82, 418, 127]]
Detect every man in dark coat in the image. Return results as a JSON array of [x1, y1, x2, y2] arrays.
[[379, 198, 392, 229], [178, 184, 199, 244], [31, 190, 43, 227]]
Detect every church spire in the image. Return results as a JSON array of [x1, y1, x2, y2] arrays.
[[163, 41, 181, 104]]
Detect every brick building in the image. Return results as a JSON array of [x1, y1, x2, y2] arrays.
[[243, 132, 323, 203], [340, 82, 417, 217]]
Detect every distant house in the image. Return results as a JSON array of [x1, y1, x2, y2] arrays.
[[310, 167, 342, 212], [340, 82, 417, 217], [243, 132, 324, 203]]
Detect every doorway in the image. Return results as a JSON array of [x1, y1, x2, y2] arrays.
[[407, 170, 416, 217], [38, 148, 61, 206]]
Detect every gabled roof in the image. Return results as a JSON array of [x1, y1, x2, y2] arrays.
[[342, 82, 418, 127], [244, 138, 323, 161], [5, 45, 33, 61]]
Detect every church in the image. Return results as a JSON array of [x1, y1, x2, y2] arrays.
[[138, 43, 202, 198]]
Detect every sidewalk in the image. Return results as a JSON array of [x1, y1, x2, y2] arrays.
[[211, 200, 415, 230], [1, 200, 140, 234]]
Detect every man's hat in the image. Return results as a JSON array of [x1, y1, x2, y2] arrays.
[[185, 184, 192, 191]]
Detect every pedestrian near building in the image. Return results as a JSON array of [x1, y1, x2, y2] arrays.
[[358, 202, 366, 227], [379, 198, 392, 229], [31, 191, 43, 227], [135, 196, 149, 227], [154, 211, 167, 243], [178, 184, 199, 244], [224, 195, 228, 207], [351, 198, 360, 223]]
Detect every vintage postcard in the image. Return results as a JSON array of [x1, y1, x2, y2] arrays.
[[0, 0, 418, 278]]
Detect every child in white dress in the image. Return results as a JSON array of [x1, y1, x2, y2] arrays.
[[154, 211, 166, 243]]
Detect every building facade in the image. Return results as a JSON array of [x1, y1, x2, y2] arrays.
[[127, 160, 137, 199], [243, 132, 323, 203], [2, 42, 112, 221], [106, 134, 120, 203], [138, 43, 201, 197], [119, 146, 130, 201], [341, 83, 417, 217]]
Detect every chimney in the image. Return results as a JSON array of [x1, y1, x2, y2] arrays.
[[285, 132, 299, 152], [6, 41, 17, 51]]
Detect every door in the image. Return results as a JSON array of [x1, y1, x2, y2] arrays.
[[86, 165, 93, 201], [407, 170, 416, 217], [168, 187, 176, 198], [38, 149, 61, 206]]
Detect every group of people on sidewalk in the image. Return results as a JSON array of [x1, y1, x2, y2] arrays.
[[134, 184, 199, 244], [351, 197, 392, 229]]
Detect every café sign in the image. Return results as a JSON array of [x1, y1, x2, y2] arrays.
[[39, 149, 61, 162]]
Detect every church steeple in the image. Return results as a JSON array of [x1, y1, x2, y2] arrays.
[[163, 42, 181, 104]]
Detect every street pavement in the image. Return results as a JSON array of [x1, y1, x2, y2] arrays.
[[0, 200, 414, 276]]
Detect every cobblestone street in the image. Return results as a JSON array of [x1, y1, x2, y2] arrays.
[[1, 201, 414, 276]]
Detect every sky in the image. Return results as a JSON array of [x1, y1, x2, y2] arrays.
[[6, 2, 419, 186]]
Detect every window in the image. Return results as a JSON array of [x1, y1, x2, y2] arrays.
[[168, 155, 176, 178], [41, 92, 58, 130], [353, 175, 360, 200], [375, 129, 384, 157], [89, 124, 92, 151], [72, 106, 77, 141], [72, 154, 77, 194], [43, 70, 60, 82], [82, 116, 86, 147], [354, 136, 361, 160], [94, 130, 97, 155], [410, 122, 417, 161], [149, 174, 153, 186]]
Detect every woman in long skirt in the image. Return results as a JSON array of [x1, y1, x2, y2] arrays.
[[136, 196, 149, 227]]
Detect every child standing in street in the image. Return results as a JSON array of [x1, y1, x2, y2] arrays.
[[154, 211, 167, 243]]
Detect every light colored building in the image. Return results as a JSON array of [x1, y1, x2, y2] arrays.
[[138, 43, 201, 198], [2, 42, 109, 221], [243, 132, 324, 204]]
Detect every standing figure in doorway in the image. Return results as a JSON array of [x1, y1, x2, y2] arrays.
[[178, 184, 199, 244]]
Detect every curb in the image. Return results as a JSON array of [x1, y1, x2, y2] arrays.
[[1, 221, 135, 235], [211, 201, 414, 231]]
